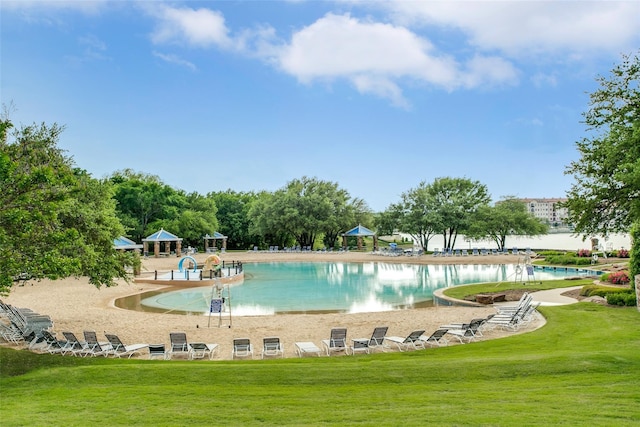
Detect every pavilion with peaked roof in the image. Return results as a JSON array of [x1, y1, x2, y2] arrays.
[[342, 224, 378, 251], [113, 236, 143, 251], [142, 228, 183, 258], [204, 231, 228, 253]]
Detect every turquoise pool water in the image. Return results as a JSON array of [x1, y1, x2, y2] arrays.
[[135, 262, 599, 315]]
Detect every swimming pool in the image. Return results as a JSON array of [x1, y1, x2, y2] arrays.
[[124, 262, 599, 315]]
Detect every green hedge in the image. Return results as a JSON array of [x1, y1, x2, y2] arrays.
[[543, 255, 592, 266], [606, 291, 637, 306], [580, 284, 637, 306]]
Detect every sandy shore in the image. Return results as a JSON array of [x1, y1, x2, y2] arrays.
[[3, 251, 542, 359]]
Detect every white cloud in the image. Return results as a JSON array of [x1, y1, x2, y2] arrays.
[[152, 51, 197, 71], [380, 1, 640, 57], [149, 5, 233, 49], [270, 13, 518, 106]]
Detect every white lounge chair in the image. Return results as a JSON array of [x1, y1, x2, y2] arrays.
[[350, 326, 389, 354], [232, 338, 253, 359], [261, 337, 284, 359], [189, 342, 218, 360], [385, 330, 426, 352], [419, 328, 450, 347], [148, 344, 169, 360], [61, 331, 90, 357], [83, 330, 113, 357], [104, 333, 148, 358], [322, 328, 350, 356], [169, 332, 190, 359], [294, 341, 322, 357]]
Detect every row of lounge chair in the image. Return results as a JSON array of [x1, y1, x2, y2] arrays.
[[34, 330, 148, 358], [485, 292, 540, 331], [0, 300, 53, 348], [433, 247, 532, 257]]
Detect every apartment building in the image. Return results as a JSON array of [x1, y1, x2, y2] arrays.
[[517, 198, 569, 225]]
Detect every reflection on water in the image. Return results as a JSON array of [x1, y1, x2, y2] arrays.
[[119, 262, 599, 316]]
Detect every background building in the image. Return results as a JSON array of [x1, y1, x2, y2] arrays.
[[516, 198, 569, 226]]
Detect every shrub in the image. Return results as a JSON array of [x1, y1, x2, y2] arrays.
[[606, 291, 637, 306], [617, 248, 629, 258], [608, 271, 630, 285], [580, 284, 629, 297], [577, 249, 591, 257]]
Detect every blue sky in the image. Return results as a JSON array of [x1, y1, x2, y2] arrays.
[[2, 1, 639, 212]]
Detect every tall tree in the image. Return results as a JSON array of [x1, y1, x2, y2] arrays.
[[430, 177, 491, 250], [564, 51, 640, 238], [109, 170, 176, 242], [564, 51, 640, 277], [467, 198, 548, 251], [159, 192, 218, 249], [248, 177, 366, 249], [0, 119, 128, 293], [388, 182, 441, 251], [209, 190, 261, 250]]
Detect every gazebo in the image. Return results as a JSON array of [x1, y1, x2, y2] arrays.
[[113, 236, 143, 252], [203, 232, 228, 253], [142, 228, 183, 258], [342, 224, 378, 251]]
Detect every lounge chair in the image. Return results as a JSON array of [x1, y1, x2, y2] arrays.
[[441, 318, 486, 343], [61, 331, 89, 356], [496, 293, 532, 315], [104, 333, 148, 358], [40, 330, 67, 354], [232, 338, 253, 359], [350, 326, 389, 354], [419, 328, 450, 347], [83, 330, 113, 357], [294, 341, 322, 357], [322, 328, 350, 356], [169, 332, 190, 359], [189, 342, 219, 360], [148, 344, 168, 360], [261, 337, 284, 359], [384, 330, 426, 352]]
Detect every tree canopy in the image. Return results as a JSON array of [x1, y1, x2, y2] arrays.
[[564, 51, 639, 277], [248, 177, 371, 249], [564, 51, 640, 236], [0, 119, 129, 294], [109, 170, 218, 248], [387, 177, 491, 251], [467, 197, 548, 251]]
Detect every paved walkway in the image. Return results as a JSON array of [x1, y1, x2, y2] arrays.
[[529, 286, 583, 306]]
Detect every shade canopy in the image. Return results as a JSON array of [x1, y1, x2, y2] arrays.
[[142, 228, 183, 257], [204, 232, 228, 252], [143, 228, 182, 242], [342, 224, 376, 237], [342, 224, 378, 251], [113, 236, 143, 250]]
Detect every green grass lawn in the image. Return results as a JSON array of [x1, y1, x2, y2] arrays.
[[441, 279, 594, 301], [2, 303, 640, 426]]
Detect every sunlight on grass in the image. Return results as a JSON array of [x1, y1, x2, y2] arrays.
[[2, 303, 639, 425]]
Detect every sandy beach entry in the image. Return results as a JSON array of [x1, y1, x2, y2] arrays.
[[4, 251, 541, 359]]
